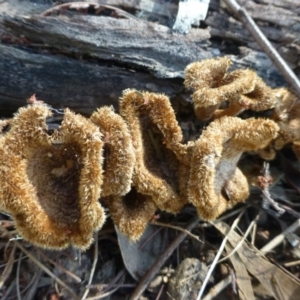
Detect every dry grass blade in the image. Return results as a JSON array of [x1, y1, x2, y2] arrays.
[[217, 218, 255, 264], [0, 224, 79, 298], [151, 221, 203, 243], [24, 267, 43, 300], [85, 287, 119, 300], [202, 275, 232, 300], [224, 243, 255, 300], [14, 241, 79, 299], [214, 221, 300, 300], [0, 242, 16, 289], [82, 232, 98, 299], [196, 209, 245, 300], [1, 278, 16, 300], [260, 219, 300, 254], [16, 251, 22, 300]]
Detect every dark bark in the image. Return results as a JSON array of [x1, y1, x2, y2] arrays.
[[0, 0, 297, 115]]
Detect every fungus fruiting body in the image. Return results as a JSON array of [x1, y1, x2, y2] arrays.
[[90, 106, 135, 197], [188, 116, 279, 220], [0, 105, 105, 249], [273, 89, 300, 154], [184, 57, 276, 120], [119, 89, 187, 214], [103, 189, 157, 241], [0, 57, 290, 246]]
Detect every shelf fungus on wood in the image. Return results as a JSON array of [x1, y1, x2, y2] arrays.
[[119, 89, 188, 215], [184, 57, 276, 120], [0, 105, 106, 249], [188, 116, 279, 220], [90, 106, 135, 197]]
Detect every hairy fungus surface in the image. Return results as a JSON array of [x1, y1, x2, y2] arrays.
[[0, 105, 105, 249], [273, 88, 298, 122], [90, 106, 135, 197], [188, 116, 279, 220], [103, 188, 157, 241], [184, 57, 275, 120], [119, 89, 187, 214], [256, 88, 298, 161], [271, 89, 300, 158]]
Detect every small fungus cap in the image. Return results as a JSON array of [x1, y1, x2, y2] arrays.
[[185, 57, 276, 120], [188, 116, 279, 220]]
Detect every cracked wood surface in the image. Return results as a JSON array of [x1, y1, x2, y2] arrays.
[[0, 0, 297, 115]]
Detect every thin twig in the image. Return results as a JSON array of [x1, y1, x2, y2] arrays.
[[85, 287, 119, 300], [260, 219, 300, 254], [129, 216, 200, 300], [14, 241, 79, 300], [202, 275, 232, 300], [151, 221, 203, 243], [24, 267, 43, 300], [284, 259, 300, 267], [35, 248, 81, 283], [196, 209, 245, 300], [216, 217, 255, 265], [222, 0, 300, 96], [257, 162, 285, 215], [1, 279, 16, 300], [16, 251, 22, 300], [155, 283, 165, 300], [201, 206, 246, 227], [0, 243, 16, 289], [82, 232, 98, 299]]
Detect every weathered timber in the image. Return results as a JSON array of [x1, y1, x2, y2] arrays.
[[0, 43, 184, 116], [0, 0, 295, 115]]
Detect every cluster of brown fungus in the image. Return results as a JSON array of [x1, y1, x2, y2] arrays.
[[1, 56, 298, 250]]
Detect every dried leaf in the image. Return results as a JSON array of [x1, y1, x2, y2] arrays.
[[224, 243, 255, 300], [116, 224, 166, 281], [214, 221, 300, 300]]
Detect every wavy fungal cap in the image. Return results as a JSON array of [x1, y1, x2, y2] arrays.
[[0, 106, 105, 250], [184, 57, 231, 90], [188, 116, 279, 220], [103, 189, 157, 241], [90, 106, 135, 197], [119, 89, 186, 214], [185, 57, 276, 120]]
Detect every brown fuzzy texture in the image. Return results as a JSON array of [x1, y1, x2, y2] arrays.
[[273, 88, 298, 122], [90, 106, 135, 197], [103, 188, 157, 241], [272, 89, 300, 158], [119, 89, 187, 214], [256, 146, 277, 161], [256, 88, 298, 160], [188, 116, 279, 220], [0, 119, 10, 133], [275, 103, 300, 150], [184, 56, 231, 91], [0, 105, 105, 250], [184, 57, 275, 120]]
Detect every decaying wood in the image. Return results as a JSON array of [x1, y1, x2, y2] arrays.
[[0, 0, 297, 115]]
